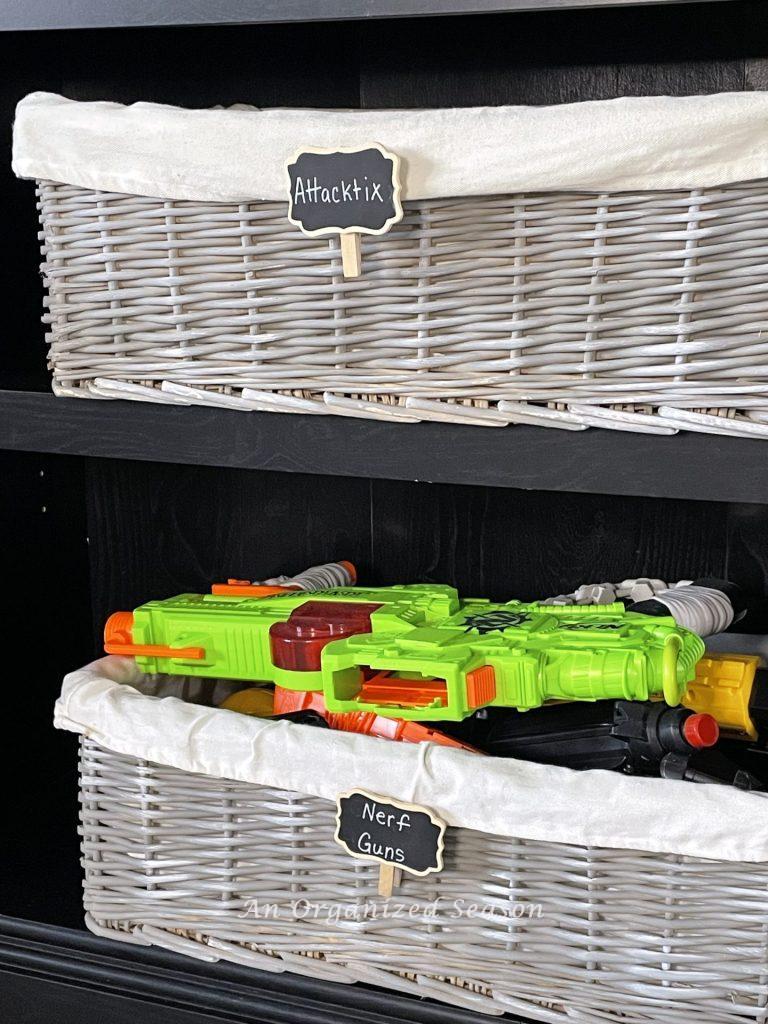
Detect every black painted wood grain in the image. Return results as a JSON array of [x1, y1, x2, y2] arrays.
[[4, 390, 768, 503], [0, 918, 505, 1024], [359, 1, 759, 107], [84, 459, 373, 637], [368, 479, 731, 600], [83, 456, 766, 634], [0, 452, 91, 929]]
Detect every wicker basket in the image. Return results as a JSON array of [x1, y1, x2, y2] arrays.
[[15, 93, 768, 436], [34, 181, 768, 437], [58, 658, 768, 1023], [79, 736, 768, 1023]]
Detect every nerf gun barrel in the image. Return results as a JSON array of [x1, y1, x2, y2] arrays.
[[456, 700, 719, 776], [104, 581, 704, 721]]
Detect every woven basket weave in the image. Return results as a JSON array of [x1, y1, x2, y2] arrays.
[[38, 179, 768, 436], [80, 736, 768, 1023]]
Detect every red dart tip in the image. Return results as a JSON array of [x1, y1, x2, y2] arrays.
[[683, 713, 720, 749]]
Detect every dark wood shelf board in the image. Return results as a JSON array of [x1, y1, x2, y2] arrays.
[[0, 916, 522, 1024], [1, 390, 767, 502], [0, 0, 730, 31]]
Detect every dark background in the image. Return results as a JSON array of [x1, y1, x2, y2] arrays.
[[2, 0, 767, 931]]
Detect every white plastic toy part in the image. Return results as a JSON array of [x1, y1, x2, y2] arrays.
[[256, 560, 355, 592]]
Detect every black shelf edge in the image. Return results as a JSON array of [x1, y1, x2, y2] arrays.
[[0, 915, 518, 1024], [1, 389, 767, 502], [0, 0, 728, 32]]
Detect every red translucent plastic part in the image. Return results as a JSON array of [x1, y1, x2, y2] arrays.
[[269, 601, 381, 672], [683, 712, 720, 749]]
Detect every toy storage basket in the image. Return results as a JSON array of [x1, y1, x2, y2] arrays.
[[13, 91, 768, 437], [57, 657, 768, 1024]]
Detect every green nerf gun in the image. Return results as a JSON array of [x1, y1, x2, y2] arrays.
[[104, 580, 704, 722]]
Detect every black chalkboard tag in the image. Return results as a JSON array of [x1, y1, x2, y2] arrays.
[[334, 789, 446, 897], [285, 144, 403, 278]]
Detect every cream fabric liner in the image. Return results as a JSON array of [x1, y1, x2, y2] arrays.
[[13, 90, 768, 202], [54, 655, 768, 863]]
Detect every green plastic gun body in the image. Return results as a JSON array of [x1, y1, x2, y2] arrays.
[[104, 584, 704, 721]]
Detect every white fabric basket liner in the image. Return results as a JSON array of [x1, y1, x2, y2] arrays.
[[14, 90, 768, 202], [55, 655, 768, 863]]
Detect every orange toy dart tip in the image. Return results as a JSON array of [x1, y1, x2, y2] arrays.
[[338, 561, 357, 584]]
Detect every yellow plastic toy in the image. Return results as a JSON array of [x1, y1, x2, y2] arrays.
[[218, 686, 275, 718], [684, 654, 764, 740]]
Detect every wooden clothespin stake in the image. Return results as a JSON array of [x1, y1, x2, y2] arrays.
[[340, 231, 362, 278], [335, 790, 446, 900], [377, 863, 403, 899], [286, 144, 403, 279]]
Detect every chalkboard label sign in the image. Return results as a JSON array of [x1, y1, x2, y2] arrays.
[[334, 789, 446, 877], [286, 144, 402, 237]]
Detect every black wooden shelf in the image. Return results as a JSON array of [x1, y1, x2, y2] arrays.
[[1, 389, 766, 502], [0, 0, 728, 32], [0, 916, 514, 1024]]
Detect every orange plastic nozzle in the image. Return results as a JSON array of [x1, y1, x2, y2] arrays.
[[103, 610, 205, 661], [683, 713, 720, 749], [104, 610, 134, 648]]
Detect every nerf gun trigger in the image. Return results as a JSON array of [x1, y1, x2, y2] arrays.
[[104, 611, 206, 661]]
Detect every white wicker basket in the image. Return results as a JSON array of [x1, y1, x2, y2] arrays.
[[57, 658, 768, 1024], [79, 737, 768, 1023], [15, 93, 768, 435]]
